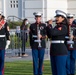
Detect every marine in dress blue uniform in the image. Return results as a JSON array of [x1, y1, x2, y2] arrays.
[[29, 12, 46, 75], [66, 14, 76, 75], [0, 15, 10, 75], [46, 10, 68, 75]]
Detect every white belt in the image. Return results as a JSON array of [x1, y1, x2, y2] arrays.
[[32, 35, 37, 38], [34, 40, 41, 42], [67, 40, 74, 44], [51, 40, 64, 43], [0, 35, 5, 37], [65, 36, 69, 39]]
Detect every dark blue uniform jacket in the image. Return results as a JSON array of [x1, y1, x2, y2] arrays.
[[29, 22, 46, 49], [46, 24, 68, 56], [0, 22, 10, 49]]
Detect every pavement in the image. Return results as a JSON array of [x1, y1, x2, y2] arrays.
[[5, 48, 50, 62]]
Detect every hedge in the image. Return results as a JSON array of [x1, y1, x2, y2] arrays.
[[8, 21, 22, 29]]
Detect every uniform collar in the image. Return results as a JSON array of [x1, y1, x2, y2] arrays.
[[56, 23, 62, 26], [35, 22, 41, 25]]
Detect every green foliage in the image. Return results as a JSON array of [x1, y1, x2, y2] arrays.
[[9, 35, 30, 49], [8, 21, 22, 29], [5, 61, 52, 75]]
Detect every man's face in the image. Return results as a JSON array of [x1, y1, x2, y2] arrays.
[[48, 20, 53, 24], [67, 18, 74, 25], [35, 16, 41, 23]]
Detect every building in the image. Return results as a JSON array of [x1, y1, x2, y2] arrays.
[[0, 0, 76, 22]]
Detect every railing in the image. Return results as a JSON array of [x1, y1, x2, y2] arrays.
[[7, 16, 23, 21], [6, 30, 50, 59], [6, 30, 30, 57]]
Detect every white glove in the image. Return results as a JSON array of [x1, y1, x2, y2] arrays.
[[5, 40, 10, 49]]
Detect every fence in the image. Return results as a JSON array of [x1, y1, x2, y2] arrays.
[[5, 29, 50, 59]]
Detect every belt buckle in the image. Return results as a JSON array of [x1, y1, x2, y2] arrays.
[[60, 41, 62, 43], [60, 41, 64, 43]]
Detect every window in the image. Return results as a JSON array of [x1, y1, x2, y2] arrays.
[[16, 1, 18, 3], [13, 1, 15, 3], [10, 0, 12, 8], [16, 4, 18, 8], [13, 4, 15, 8], [10, 4, 12, 8], [10, 0, 18, 8], [10, 1, 12, 3]]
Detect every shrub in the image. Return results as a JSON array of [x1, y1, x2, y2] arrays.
[[8, 21, 22, 29]]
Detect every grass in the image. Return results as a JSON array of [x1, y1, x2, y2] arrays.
[[5, 61, 52, 75]]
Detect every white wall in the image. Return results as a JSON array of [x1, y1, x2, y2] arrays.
[[2, 0, 76, 21], [22, 0, 47, 22], [46, 0, 68, 20], [22, 0, 68, 22], [1, 0, 68, 22], [0, 0, 3, 14], [67, 0, 76, 18], [4, 0, 19, 21], [0, 0, 2, 13]]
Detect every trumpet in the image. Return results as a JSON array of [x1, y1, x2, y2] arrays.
[[37, 29, 41, 47], [34, 24, 41, 47], [69, 26, 74, 48]]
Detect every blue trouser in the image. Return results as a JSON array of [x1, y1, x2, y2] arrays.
[[0, 50, 5, 75], [32, 48, 45, 75], [50, 55, 67, 75], [66, 50, 76, 74]]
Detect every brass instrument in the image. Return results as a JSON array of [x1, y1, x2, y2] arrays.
[[37, 28, 41, 47], [34, 24, 41, 47], [69, 26, 74, 48]]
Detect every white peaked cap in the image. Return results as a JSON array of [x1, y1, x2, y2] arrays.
[[67, 13, 74, 18], [45, 17, 55, 23], [33, 12, 43, 17], [55, 10, 67, 18], [47, 17, 55, 21]]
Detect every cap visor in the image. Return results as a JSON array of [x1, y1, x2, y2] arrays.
[[67, 17, 73, 18], [35, 15, 41, 17], [45, 21, 48, 23]]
